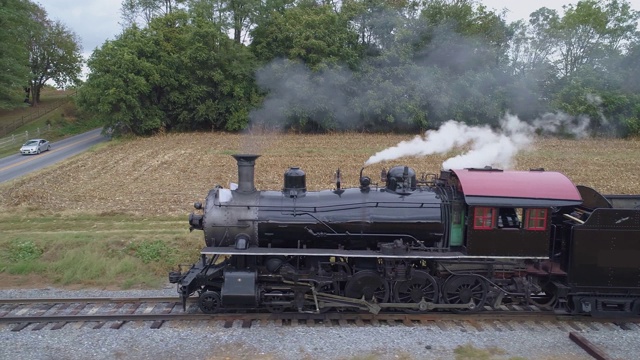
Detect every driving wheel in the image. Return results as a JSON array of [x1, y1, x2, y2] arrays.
[[442, 275, 487, 312], [345, 270, 390, 303], [394, 270, 438, 313]]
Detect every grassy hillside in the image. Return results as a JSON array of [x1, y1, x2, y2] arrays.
[[0, 88, 101, 158]]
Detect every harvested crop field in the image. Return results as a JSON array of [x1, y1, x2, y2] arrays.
[[1, 132, 639, 216]]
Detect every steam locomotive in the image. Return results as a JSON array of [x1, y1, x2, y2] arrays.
[[170, 154, 640, 316]]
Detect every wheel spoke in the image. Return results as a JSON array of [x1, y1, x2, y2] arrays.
[[470, 283, 483, 291]]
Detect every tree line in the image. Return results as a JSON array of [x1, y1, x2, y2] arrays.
[[0, 0, 83, 108], [4, 0, 639, 137]]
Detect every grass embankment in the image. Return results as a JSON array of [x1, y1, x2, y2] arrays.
[[0, 211, 202, 289]]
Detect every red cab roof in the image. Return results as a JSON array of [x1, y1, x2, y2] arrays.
[[451, 169, 582, 207]]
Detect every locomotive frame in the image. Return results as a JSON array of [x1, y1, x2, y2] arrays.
[[170, 154, 640, 317]]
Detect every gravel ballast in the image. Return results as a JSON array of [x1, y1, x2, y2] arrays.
[[1, 288, 639, 360]]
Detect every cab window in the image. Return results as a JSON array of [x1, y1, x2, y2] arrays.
[[473, 207, 495, 230], [497, 207, 521, 229], [525, 208, 548, 230]]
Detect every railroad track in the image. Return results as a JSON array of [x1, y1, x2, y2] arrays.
[[1, 297, 639, 334]]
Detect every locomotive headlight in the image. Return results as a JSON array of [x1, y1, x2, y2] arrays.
[[194, 202, 203, 210]]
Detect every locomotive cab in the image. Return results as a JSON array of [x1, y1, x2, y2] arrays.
[[465, 205, 551, 257], [443, 168, 583, 257]]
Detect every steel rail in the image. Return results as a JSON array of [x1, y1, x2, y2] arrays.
[[0, 313, 217, 324], [0, 296, 192, 305]]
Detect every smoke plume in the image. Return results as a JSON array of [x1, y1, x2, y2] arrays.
[[365, 113, 590, 169]]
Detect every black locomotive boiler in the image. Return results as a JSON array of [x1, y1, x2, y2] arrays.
[[170, 154, 640, 316]]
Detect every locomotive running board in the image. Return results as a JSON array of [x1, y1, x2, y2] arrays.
[[201, 246, 549, 260]]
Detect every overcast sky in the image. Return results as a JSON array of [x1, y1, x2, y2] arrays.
[[41, 0, 640, 59]]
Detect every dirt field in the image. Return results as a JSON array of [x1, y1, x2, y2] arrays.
[[1, 132, 639, 216]]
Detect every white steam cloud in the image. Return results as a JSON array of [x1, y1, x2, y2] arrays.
[[365, 113, 590, 169]]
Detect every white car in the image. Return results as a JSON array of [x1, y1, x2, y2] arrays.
[[20, 138, 51, 155]]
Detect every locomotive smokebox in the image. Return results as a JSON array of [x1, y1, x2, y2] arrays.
[[232, 154, 260, 193]]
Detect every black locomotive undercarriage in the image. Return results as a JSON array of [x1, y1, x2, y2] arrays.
[[170, 247, 557, 315]]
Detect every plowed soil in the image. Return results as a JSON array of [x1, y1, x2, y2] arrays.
[[1, 132, 639, 216]]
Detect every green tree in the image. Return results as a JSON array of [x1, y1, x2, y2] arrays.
[[507, 8, 558, 77], [523, 1, 640, 134], [120, 0, 186, 26], [251, 58, 357, 132], [621, 41, 640, 94], [418, 0, 511, 70], [175, 17, 261, 130], [341, 0, 410, 52], [248, 2, 363, 131], [86, 0, 640, 136], [78, 26, 164, 135], [504, 9, 560, 118], [188, 0, 262, 43], [189, 0, 299, 44], [250, 2, 361, 69], [78, 12, 260, 135], [0, 0, 33, 108], [602, 41, 640, 136], [550, 0, 639, 78], [362, 0, 510, 128], [350, 50, 434, 131], [28, 5, 83, 105]]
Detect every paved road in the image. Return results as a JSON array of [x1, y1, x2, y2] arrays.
[[0, 128, 109, 183]]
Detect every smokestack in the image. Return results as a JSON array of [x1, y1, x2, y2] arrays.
[[232, 154, 260, 193]]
